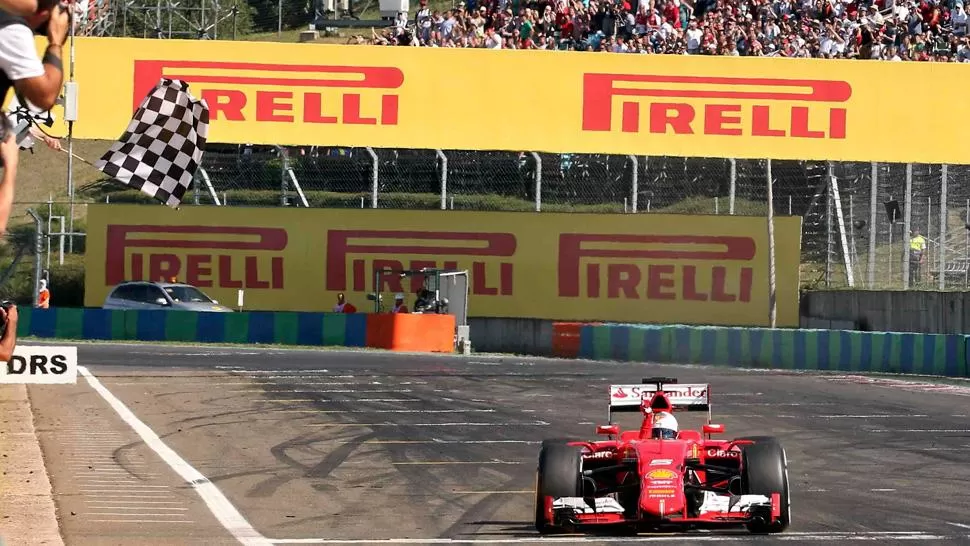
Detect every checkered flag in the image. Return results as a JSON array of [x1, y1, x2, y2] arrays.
[[95, 78, 209, 208]]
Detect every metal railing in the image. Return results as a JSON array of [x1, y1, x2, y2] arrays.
[[83, 144, 970, 291]]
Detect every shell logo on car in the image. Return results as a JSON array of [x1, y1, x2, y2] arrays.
[[647, 469, 677, 480]]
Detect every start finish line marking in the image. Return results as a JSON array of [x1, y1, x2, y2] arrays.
[[265, 531, 962, 543]]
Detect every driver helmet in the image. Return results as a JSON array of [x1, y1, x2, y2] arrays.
[[650, 411, 679, 440]]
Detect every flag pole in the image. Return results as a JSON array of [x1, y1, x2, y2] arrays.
[[66, 1, 77, 253]]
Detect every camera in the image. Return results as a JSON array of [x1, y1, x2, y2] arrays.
[[0, 300, 13, 336]]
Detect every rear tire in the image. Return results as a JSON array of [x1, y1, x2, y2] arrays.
[[534, 442, 583, 535], [741, 442, 791, 534]]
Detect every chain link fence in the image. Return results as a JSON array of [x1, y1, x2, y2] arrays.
[[77, 143, 970, 291]]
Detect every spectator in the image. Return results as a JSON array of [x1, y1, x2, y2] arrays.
[[36, 278, 50, 309], [332, 293, 357, 313], [350, 0, 969, 61]]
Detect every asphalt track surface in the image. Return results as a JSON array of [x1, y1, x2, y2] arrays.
[[24, 343, 970, 545]]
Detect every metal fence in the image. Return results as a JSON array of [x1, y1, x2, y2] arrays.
[[85, 143, 970, 291]]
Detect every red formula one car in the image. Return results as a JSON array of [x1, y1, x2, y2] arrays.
[[534, 377, 791, 535]]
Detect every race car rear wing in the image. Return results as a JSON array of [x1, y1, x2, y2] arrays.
[[608, 378, 711, 423]]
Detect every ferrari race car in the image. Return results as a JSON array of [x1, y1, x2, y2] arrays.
[[534, 377, 791, 535]]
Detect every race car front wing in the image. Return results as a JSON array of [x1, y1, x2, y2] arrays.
[[546, 492, 781, 530]]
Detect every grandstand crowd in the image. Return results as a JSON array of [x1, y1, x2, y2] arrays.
[[350, 0, 969, 60]]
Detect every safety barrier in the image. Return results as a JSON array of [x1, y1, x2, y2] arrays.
[[578, 324, 970, 377], [17, 308, 368, 348], [366, 314, 456, 353]]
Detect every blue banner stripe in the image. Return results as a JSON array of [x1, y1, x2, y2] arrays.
[[900, 334, 914, 374], [922, 335, 936, 375], [946, 336, 961, 377], [644, 328, 663, 362], [247, 312, 276, 344], [82, 309, 112, 340], [727, 329, 742, 367], [675, 328, 691, 362], [30, 309, 57, 338], [612, 327, 630, 361], [136, 310, 167, 341], [859, 333, 872, 372], [793, 330, 806, 370], [196, 313, 226, 343], [816, 330, 829, 371], [345, 314, 368, 347], [771, 330, 783, 369], [748, 330, 762, 367], [839, 331, 852, 371], [297, 313, 324, 346], [578, 326, 594, 359], [701, 329, 717, 365]]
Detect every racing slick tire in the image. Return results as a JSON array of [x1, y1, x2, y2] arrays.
[[534, 442, 583, 535], [737, 436, 780, 445], [740, 441, 791, 534]]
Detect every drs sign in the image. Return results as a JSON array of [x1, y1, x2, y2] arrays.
[[0, 346, 78, 384]]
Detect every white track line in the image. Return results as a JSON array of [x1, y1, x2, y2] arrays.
[[79, 366, 271, 546], [266, 532, 955, 544]]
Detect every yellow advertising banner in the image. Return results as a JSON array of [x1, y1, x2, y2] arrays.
[[84, 205, 803, 327], [17, 37, 970, 164]]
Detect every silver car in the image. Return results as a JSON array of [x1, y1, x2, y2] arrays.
[[103, 281, 234, 312]]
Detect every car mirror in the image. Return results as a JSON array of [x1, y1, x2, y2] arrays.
[[703, 424, 725, 435], [155, 297, 169, 306], [596, 425, 619, 437]]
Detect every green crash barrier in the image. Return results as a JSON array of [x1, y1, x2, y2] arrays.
[[579, 324, 970, 377], [16, 308, 368, 347]]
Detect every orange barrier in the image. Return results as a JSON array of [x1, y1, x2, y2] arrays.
[[552, 322, 598, 358], [365, 314, 455, 353]]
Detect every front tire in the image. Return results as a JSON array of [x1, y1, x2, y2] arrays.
[[534, 442, 583, 535], [741, 441, 791, 534]]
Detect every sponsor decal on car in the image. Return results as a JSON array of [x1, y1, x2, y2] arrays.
[[706, 448, 740, 458], [646, 469, 677, 480], [583, 450, 614, 459], [650, 459, 673, 465], [648, 487, 678, 499]]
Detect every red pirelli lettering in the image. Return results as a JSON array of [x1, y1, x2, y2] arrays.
[[326, 230, 517, 296], [132, 60, 404, 125], [105, 225, 288, 290], [582, 74, 852, 139], [558, 234, 756, 302]]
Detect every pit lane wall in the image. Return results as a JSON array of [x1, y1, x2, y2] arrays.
[[576, 323, 969, 377], [13, 308, 455, 353]]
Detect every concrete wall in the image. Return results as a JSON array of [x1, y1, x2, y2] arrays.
[[801, 290, 970, 334], [468, 318, 554, 356]]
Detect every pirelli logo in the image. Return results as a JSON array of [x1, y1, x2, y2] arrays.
[[105, 225, 288, 289], [582, 74, 852, 139], [558, 234, 756, 302], [326, 230, 517, 296], [132, 60, 404, 125]]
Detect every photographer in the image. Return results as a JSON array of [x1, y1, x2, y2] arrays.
[[0, 0, 36, 16], [0, 0, 70, 110], [0, 0, 67, 234], [0, 302, 18, 362]]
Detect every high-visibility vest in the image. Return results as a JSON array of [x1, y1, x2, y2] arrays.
[[910, 236, 926, 251]]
